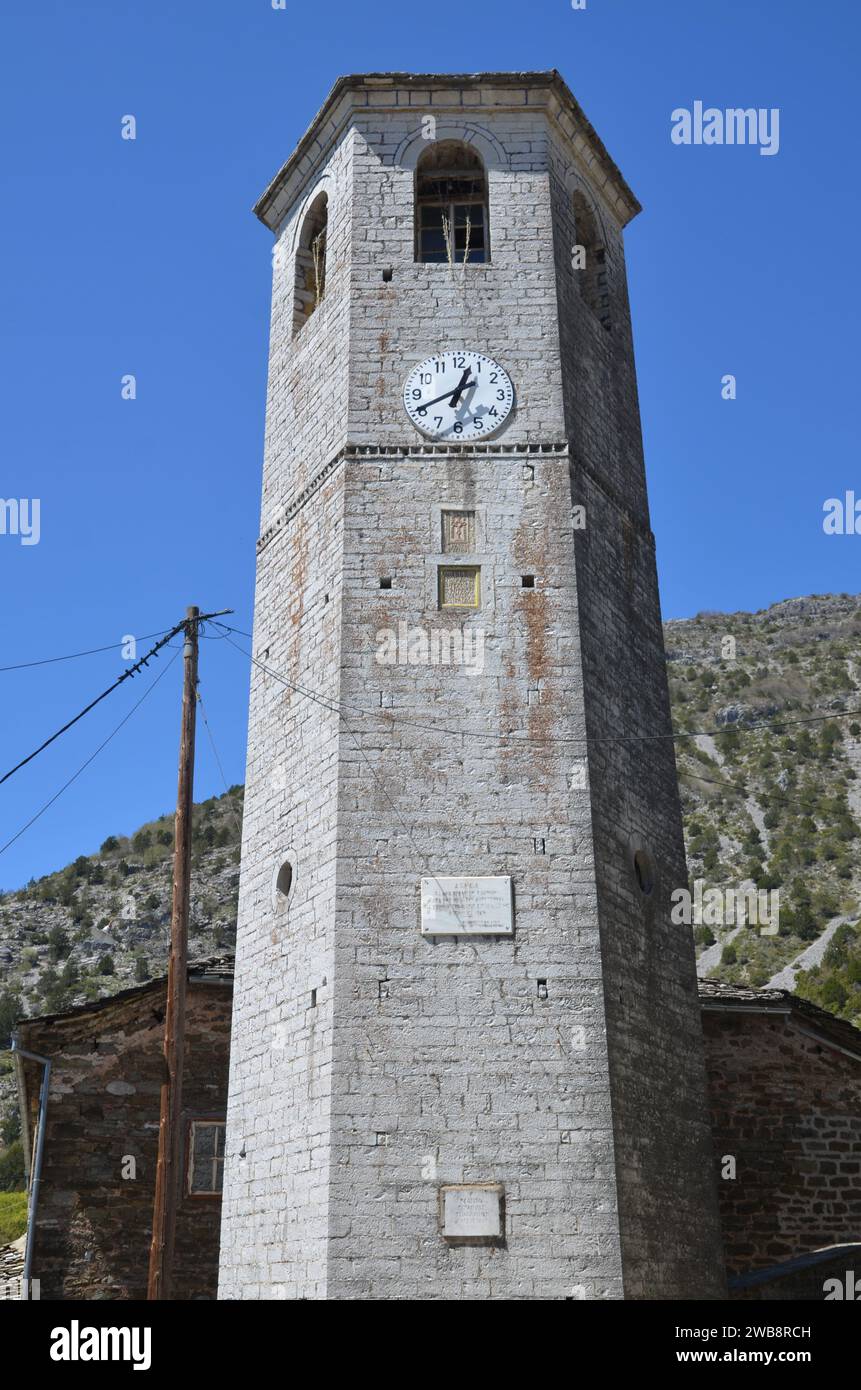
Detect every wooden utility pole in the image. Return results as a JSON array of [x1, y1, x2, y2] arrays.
[[147, 606, 200, 1300]]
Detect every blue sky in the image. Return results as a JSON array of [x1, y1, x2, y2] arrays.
[[1, 0, 858, 888]]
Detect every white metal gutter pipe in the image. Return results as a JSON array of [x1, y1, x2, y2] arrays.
[[10, 1036, 52, 1300]]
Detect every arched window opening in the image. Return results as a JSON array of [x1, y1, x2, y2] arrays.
[[416, 142, 488, 265], [572, 191, 611, 330], [293, 193, 328, 335], [276, 861, 294, 901], [633, 849, 655, 896], [272, 855, 296, 912]]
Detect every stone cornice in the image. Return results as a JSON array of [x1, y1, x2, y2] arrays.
[[256, 441, 571, 553], [255, 442, 659, 555], [254, 71, 641, 233]]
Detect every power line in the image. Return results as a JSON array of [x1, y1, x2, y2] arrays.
[[678, 765, 747, 795], [0, 624, 186, 789], [0, 609, 233, 791], [211, 632, 478, 933], [214, 624, 861, 749], [196, 686, 244, 844], [217, 628, 859, 827], [0, 628, 175, 675], [0, 649, 181, 860]]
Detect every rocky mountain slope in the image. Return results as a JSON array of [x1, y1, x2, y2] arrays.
[[667, 593, 861, 1024], [0, 788, 242, 1020], [0, 787, 243, 1167]]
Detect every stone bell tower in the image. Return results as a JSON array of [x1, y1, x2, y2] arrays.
[[219, 71, 725, 1301]]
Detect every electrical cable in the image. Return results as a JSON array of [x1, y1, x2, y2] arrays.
[[0, 609, 233, 790], [214, 624, 861, 749], [196, 685, 244, 843], [0, 627, 175, 674], [0, 648, 181, 860], [0, 624, 186, 789], [211, 631, 480, 934]]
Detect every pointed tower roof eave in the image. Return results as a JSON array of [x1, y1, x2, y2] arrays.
[[253, 71, 642, 232]]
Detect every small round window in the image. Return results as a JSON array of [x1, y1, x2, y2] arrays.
[[633, 849, 655, 896], [275, 860, 294, 903]]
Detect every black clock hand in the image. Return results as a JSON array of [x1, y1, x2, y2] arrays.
[[448, 372, 476, 410], [417, 390, 455, 413], [417, 369, 475, 411], [447, 368, 471, 407]]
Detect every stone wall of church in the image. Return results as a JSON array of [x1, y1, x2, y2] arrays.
[[19, 981, 230, 1301], [346, 103, 565, 448], [704, 1008, 861, 1277]]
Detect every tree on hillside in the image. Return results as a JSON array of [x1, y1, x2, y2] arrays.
[[0, 990, 22, 1048], [0, 1140, 25, 1192], [47, 925, 71, 963]]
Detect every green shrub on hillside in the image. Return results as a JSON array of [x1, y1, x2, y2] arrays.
[[0, 1143, 26, 1196], [0, 1190, 28, 1242]]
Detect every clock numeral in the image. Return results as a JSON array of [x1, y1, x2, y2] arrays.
[[489, 373, 498, 383], [434, 416, 443, 428], [420, 373, 432, 385], [453, 422, 464, 434], [474, 416, 485, 429], [453, 355, 466, 368], [411, 389, 422, 400], [497, 390, 506, 401], [488, 407, 498, 417]]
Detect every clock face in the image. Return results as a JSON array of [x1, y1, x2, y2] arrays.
[[403, 351, 515, 441]]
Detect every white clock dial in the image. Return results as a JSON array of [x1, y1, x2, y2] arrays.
[[403, 350, 514, 441]]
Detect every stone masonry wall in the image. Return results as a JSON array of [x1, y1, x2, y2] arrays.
[[703, 1009, 861, 1276], [329, 447, 623, 1299], [260, 129, 354, 535], [218, 470, 345, 1300], [219, 98, 355, 1302], [220, 73, 726, 1300], [546, 120, 725, 1297], [19, 981, 230, 1301], [572, 464, 725, 1297], [347, 108, 565, 448]]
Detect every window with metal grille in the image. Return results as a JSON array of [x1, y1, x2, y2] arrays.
[[416, 142, 488, 265], [187, 1120, 225, 1196]]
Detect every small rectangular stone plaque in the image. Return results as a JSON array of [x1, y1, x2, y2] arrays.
[[441, 509, 476, 554], [420, 876, 513, 936], [441, 1185, 504, 1241], [438, 565, 480, 609]]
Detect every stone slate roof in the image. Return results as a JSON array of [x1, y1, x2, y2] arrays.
[[13, 955, 234, 1031], [0, 1237, 26, 1299], [728, 1241, 861, 1291], [15, 956, 859, 1059], [699, 978, 861, 1059]]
